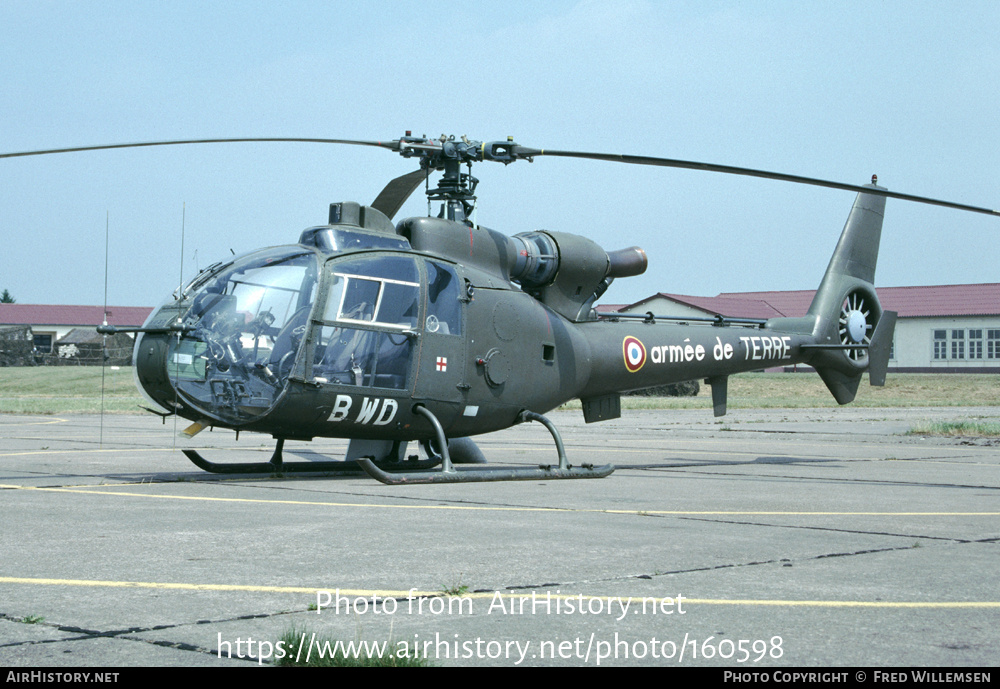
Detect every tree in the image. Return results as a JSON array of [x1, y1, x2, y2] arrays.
[[0, 290, 14, 304]]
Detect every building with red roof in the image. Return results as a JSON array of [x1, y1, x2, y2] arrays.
[[0, 304, 152, 355], [5, 288, 999, 372]]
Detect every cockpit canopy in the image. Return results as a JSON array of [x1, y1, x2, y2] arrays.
[[161, 246, 320, 424], [141, 232, 463, 427]]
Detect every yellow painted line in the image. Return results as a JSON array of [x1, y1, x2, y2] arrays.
[[1, 484, 998, 517], [0, 445, 550, 458], [0, 484, 558, 512], [0, 576, 429, 597], [0, 448, 180, 458], [0, 416, 68, 426], [0, 577, 996, 609], [4, 440, 992, 462], [0, 446, 340, 458]]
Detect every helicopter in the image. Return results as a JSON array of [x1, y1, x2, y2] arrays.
[[4, 133, 998, 484]]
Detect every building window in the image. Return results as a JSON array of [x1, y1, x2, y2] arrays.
[[968, 329, 983, 360], [950, 329, 965, 360], [933, 330, 947, 360], [33, 333, 53, 354], [988, 330, 1000, 360]]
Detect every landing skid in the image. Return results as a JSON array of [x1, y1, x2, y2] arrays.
[[180, 438, 440, 475], [357, 408, 615, 485]]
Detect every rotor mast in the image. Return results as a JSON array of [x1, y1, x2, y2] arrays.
[[397, 133, 525, 221]]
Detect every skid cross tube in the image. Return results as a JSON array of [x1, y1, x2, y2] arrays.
[[357, 406, 615, 484]]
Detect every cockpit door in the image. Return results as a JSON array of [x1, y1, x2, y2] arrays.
[[412, 260, 467, 407], [308, 254, 420, 392]]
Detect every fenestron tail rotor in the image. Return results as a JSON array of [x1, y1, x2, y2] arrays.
[[839, 290, 875, 362]]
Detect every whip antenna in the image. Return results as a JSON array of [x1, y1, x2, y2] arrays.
[[100, 211, 109, 447]]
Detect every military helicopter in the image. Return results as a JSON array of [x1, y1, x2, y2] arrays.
[[4, 134, 998, 484]]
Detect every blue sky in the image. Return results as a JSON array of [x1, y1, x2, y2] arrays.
[[2, 1, 997, 307]]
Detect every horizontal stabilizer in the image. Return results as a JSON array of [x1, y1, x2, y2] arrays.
[[867, 310, 897, 387]]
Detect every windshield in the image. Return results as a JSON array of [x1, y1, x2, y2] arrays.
[[165, 247, 319, 424]]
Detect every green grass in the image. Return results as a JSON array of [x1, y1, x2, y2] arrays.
[[275, 628, 432, 667], [1, 368, 998, 415], [906, 421, 1000, 437], [441, 583, 469, 597], [562, 373, 1000, 410], [0, 366, 145, 414]]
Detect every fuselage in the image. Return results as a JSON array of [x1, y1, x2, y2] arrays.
[[134, 218, 821, 445]]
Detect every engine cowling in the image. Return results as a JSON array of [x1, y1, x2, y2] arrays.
[[398, 216, 646, 322]]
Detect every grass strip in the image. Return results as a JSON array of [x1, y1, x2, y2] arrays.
[[1, 368, 998, 414]]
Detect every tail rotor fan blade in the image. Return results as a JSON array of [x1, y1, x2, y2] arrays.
[[839, 291, 879, 362]]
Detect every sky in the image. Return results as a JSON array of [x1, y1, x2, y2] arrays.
[[1, 0, 997, 308]]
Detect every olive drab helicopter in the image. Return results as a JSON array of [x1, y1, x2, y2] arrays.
[[4, 134, 998, 484]]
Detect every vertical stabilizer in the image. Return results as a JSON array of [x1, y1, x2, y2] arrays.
[[808, 184, 885, 320], [806, 184, 891, 404]]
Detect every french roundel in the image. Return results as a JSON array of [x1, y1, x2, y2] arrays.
[[622, 336, 646, 373]]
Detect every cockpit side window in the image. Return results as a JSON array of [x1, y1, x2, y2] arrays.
[[322, 256, 419, 329], [312, 326, 411, 389], [426, 261, 462, 335]]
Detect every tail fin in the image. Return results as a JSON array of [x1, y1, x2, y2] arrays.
[[805, 184, 896, 404]]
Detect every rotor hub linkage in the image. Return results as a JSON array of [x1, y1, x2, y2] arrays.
[[394, 134, 530, 216]]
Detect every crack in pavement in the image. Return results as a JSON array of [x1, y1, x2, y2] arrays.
[[633, 466, 1000, 491], [675, 515, 989, 543], [0, 609, 306, 663], [506, 530, 998, 589]]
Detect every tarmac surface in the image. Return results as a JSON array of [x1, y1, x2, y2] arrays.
[[1, 406, 998, 667]]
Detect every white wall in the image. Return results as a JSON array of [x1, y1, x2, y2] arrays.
[[893, 317, 1000, 371]]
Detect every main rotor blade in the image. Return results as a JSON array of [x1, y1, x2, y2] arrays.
[[371, 169, 429, 220], [514, 147, 1000, 218], [6, 135, 996, 218], [0, 137, 401, 159]]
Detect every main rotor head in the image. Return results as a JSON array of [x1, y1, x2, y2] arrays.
[[392, 133, 528, 218]]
